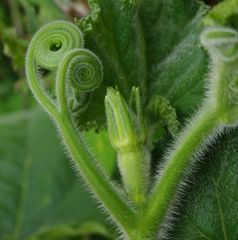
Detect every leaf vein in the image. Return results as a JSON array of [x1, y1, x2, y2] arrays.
[[212, 178, 228, 240]]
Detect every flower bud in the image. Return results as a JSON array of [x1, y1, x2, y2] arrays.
[[105, 87, 150, 204], [105, 87, 146, 152]]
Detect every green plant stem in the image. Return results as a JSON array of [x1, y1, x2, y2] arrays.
[[27, 39, 136, 238], [141, 107, 220, 238], [26, 47, 59, 119], [55, 54, 136, 237], [57, 113, 136, 237]]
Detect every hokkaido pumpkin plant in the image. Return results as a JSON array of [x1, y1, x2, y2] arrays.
[[25, 0, 238, 239]]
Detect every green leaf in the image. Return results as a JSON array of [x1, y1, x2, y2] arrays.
[[171, 3, 238, 238], [76, 0, 209, 129], [76, 1, 237, 238], [0, 108, 113, 240], [140, 0, 208, 116], [173, 130, 238, 239]]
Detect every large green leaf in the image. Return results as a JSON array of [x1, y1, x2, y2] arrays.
[[76, 0, 238, 238], [0, 108, 113, 240], [76, 0, 209, 128], [139, 0, 209, 116], [173, 131, 238, 239]]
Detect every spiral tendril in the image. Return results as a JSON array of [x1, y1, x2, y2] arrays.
[[26, 20, 103, 116], [201, 26, 238, 125], [66, 49, 103, 93], [57, 49, 103, 112], [31, 21, 84, 70], [26, 20, 137, 237], [201, 27, 238, 62]]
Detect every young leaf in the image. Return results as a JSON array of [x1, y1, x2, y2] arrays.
[[76, 0, 209, 129]]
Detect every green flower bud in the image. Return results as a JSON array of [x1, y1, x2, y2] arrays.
[[105, 87, 146, 152], [105, 87, 150, 204]]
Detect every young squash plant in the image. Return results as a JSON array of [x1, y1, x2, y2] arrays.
[[26, 0, 238, 239]]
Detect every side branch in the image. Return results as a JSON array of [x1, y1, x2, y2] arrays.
[[141, 108, 220, 237]]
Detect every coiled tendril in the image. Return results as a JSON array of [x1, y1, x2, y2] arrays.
[[26, 20, 103, 116], [26, 21, 136, 237], [57, 49, 103, 113], [31, 21, 84, 70], [201, 26, 238, 124], [66, 50, 103, 93]]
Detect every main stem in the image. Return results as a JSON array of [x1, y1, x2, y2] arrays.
[[57, 113, 136, 238], [141, 107, 220, 238]]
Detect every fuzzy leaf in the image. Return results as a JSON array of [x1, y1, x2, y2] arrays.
[[76, 1, 238, 238], [76, 0, 209, 129], [173, 130, 238, 239]]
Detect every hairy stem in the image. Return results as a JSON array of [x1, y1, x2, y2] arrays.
[[55, 47, 137, 237], [57, 112, 136, 237], [26, 47, 59, 118], [141, 107, 220, 237]]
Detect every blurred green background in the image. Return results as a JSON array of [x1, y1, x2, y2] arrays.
[[0, 1, 116, 239]]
